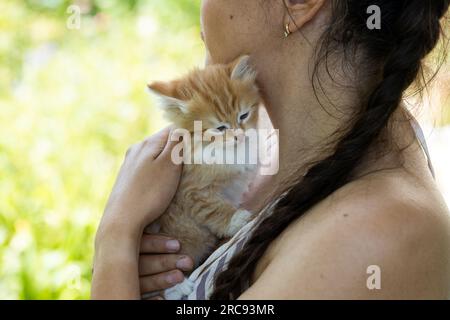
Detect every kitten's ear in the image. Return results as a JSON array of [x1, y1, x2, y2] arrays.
[[147, 81, 188, 114], [230, 55, 257, 81]]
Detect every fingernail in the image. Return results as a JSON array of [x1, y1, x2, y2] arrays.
[[176, 256, 193, 271], [166, 271, 184, 285], [165, 240, 180, 252]]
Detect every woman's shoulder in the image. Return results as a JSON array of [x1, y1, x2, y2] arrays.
[[321, 170, 450, 236], [275, 169, 450, 250], [250, 170, 450, 299]]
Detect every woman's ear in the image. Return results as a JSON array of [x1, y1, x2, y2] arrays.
[[283, 0, 326, 34]]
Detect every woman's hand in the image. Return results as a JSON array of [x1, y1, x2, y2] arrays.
[[92, 127, 183, 299], [98, 127, 182, 240], [138, 234, 194, 300]]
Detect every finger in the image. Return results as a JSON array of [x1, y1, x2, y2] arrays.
[[139, 254, 194, 275], [140, 270, 184, 293], [140, 234, 180, 254], [125, 143, 138, 158], [158, 127, 183, 161], [141, 291, 164, 300], [144, 127, 171, 160]]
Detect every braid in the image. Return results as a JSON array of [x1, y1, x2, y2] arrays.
[[211, 0, 449, 300]]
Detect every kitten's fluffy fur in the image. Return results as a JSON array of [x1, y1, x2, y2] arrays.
[[147, 56, 261, 299]]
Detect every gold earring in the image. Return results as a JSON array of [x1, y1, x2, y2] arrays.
[[284, 23, 291, 38]]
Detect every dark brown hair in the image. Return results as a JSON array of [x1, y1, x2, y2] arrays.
[[211, 0, 450, 300]]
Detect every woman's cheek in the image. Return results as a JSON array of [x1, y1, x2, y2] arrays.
[[201, 0, 224, 62], [201, 0, 239, 64]]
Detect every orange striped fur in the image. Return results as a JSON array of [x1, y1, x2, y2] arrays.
[[147, 56, 261, 268]]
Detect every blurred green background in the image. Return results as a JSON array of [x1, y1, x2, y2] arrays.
[[0, 0, 202, 299], [0, 0, 448, 300]]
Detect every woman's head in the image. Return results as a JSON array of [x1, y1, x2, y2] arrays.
[[201, 0, 448, 98], [208, 0, 449, 300], [201, 0, 328, 64]]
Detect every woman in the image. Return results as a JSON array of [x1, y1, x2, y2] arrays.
[[92, 0, 450, 299]]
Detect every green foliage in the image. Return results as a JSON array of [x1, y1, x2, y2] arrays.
[[0, 0, 202, 299]]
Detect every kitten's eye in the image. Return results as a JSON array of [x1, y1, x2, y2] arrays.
[[216, 125, 228, 132], [239, 112, 250, 122]]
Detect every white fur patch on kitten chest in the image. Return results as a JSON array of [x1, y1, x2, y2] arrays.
[[219, 166, 256, 207]]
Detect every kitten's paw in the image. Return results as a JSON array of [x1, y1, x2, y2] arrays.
[[163, 278, 194, 300], [226, 209, 252, 236]]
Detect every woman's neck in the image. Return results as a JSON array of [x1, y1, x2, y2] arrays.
[[256, 54, 358, 193], [245, 56, 428, 212]]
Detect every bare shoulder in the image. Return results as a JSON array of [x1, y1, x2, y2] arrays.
[[240, 172, 450, 300], [320, 172, 450, 248]]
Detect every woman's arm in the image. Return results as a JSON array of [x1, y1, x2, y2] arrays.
[[91, 127, 184, 300]]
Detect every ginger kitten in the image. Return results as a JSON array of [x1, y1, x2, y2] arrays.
[[147, 56, 261, 299]]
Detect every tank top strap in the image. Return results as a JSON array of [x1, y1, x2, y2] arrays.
[[409, 116, 436, 179]]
